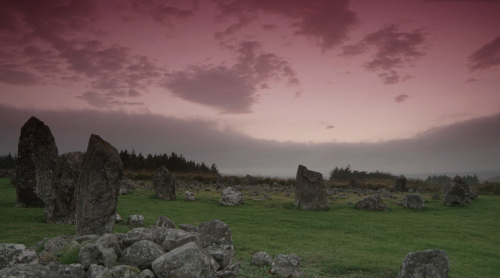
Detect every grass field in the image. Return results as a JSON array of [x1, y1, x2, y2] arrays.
[[1, 177, 499, 277]]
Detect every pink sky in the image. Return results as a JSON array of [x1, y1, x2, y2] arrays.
[[1, 0, 499, 177]]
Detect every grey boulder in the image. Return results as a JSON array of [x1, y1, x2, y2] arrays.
[[295, 165, 328, 210], [355, 194, 389, 211], [219, 187, 244, 206], [151, 242, 219, 278], [198, 219, 233, 247], [270, 254, 303, 277], [397, 249, 449, 278], [402, 194, 425, 209], [120, 240, 165, 270], [252, 251, 273, 266], [0, 244, 38, 270]]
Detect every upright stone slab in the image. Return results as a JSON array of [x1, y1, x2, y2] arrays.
[[153, 165, 176, 200], [295, 165, 328, 210], [394, 177, 406, 192], [44, 152, 84, 224], [76, 134, 123, 236], [16, 116, 58, 207]]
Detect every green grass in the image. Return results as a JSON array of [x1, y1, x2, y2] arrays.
[[1, 178, 499, 277]]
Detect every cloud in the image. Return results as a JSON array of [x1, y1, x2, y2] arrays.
[[213, 0, 358, 51], [467, 35, 500, 71], [129, 0, 200, 27], [1, 105, 499, 177], [326, 125, 335, 129], [464, 78, 479, 83], [395, 94, 409, 103], [77, 91, 145, 108], [343, 24, 428, 84], [0, 0, 164, 109], [162, 40, 301, 114]]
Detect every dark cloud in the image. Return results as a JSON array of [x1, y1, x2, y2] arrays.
[[395, 94, 409, 103], [212, 0, 358, 51], [162, 40, 301, 114], [326, 125, 335, 129], [129, 0, 200, 27], [1, 105, 499, 177], [343, 24, 427, 84], [0, 0, 164, 109], [467, 35, 500, 71]]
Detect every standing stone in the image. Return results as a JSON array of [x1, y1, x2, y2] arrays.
[[394, 177, 406, 192], [348, 178, 358, 188], [76, 134, 123, 236], [44, 152, 84, 224], [153, 165, 176, 200], [16, 116, 59, 207], [295, 165, 328, 210], [397, 249, 449, 278], [402, 194, 425, 209]]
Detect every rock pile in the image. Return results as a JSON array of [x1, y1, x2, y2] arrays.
[[0, 219, 239, 278]]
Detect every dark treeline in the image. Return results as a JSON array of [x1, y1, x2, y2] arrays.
[[119, 150, 219, 174], [329, 165, 396, 180], [426, 174, 480, 185], [0, 153, 17, 169]]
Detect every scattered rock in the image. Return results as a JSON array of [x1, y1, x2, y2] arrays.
[[295, 165, 329, 210], [162, 229, 202, 251], [185, 191, 196, 201], [214, 263, 240, 278], [355, 194, 389, 211], [119, 240, 165, 270], [75, 134, 123, 236], [77, 243, 117, 270], [153, 165, 176, 200], [219, 187, 244, 206], [179, 224, 199, 233], [151, 242, 219, 278], [402, 194, 425, 210], [205, 245, 233, 270], [119, 176, 136, 195], [270, 254, 303, 277], [252, 251, 272, 266], [199, 219, 233, 248], [397, 249, 449, 278], [0, 244, 38, 269], [127, 215, 144, 226], [153, 216, 175, 228]]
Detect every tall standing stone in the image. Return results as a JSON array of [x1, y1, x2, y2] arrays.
[[153, 165, 176, 200], [44, 152, 84, 224], [76, 135, 123, 236], [295, 165, 329, 210], [394, 177, 406, 192], [16, 116, 58, 207]]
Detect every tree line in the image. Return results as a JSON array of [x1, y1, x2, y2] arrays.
[[0, 151, 219, 175], [0, 153, 17, 169], [119, 150, 219, 174], [425, 174, 480, 185], [329, 165, 396, 180]]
